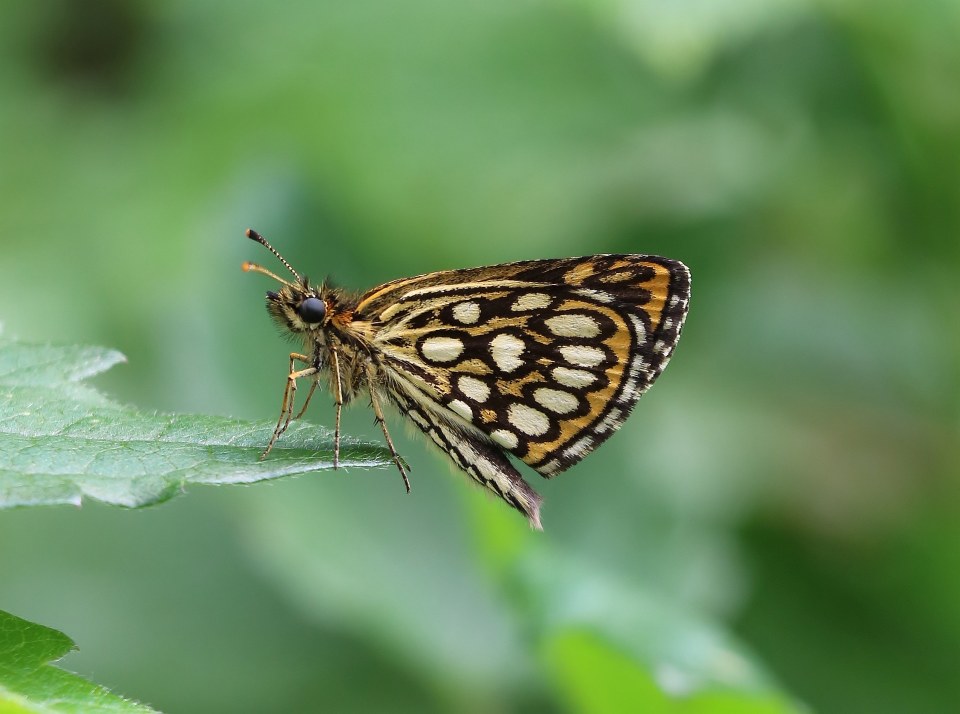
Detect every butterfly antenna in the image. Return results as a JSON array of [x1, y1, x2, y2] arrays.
[[241, 260, 295, 287], [245, 228, 302, 283]]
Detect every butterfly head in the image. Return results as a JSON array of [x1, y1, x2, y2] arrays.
[[242, 228, 330, 334]]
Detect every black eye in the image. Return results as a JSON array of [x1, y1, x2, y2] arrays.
[[297, 297, 326, 324]]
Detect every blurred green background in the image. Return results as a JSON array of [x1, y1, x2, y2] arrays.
[[2, 0, 959, 712]]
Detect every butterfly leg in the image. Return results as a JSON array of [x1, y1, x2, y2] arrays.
[[364, 363, 411, 493], [292, 379, 319, 420], [280, 353, 315, 438], [260, 353, 317, 459], [329, 346, 344, 470]]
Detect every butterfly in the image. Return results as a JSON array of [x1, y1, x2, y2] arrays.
[[242, 228, 690, 529]]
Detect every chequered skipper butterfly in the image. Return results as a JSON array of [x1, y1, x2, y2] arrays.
[[242, 228, 690, 529]]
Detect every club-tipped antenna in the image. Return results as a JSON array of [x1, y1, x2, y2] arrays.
[[245, 228, 301, 283], [241, 260, 295, 287]]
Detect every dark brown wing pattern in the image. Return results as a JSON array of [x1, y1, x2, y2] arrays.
[[351, 255, 690, 527]]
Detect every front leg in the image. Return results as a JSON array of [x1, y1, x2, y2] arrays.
[[260, 352, 317, 459]]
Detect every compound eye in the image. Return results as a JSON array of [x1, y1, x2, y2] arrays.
[[297, 297, 327, 324]]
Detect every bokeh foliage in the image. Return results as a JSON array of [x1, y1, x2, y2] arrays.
[[1, 0, 958, 712]]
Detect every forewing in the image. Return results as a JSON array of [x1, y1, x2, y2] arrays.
[[356, 255, 690, 477]]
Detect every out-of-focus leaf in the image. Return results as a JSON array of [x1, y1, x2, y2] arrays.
[[523, 548, 806, 711], [236, 477, 532, 698], [570, 0, 810, 79], [0, 610, 156, 713], [0, 337, 392, 509], [243, 480, 805, 708], [546, 630, 805, 714], [545, 630, 667, 712]]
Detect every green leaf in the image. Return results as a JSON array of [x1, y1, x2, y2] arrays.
[[0, 610, 156, 713], [0, 337, 393, 509], [519, 548, 809, 713], [545, 631, 804, 714]]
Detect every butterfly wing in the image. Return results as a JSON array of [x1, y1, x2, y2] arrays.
[[354, 255, 690, 523], [387, 386, 544, 528]]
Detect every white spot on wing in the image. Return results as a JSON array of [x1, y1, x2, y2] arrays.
[[458, 375, 490, 403], [448, 399, 473, 420], [491, 429, 519, 450], [511, 293, 552, 311], [552, 366, 597, 389], [452, 301, 481, 324], [545, 313, 600, 338], [421, 336, 464, 362], [559, 345, 605, 368], [533, 388, 579, 415], [507, 403, 550, 436], [490, 333, 525, 372]]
